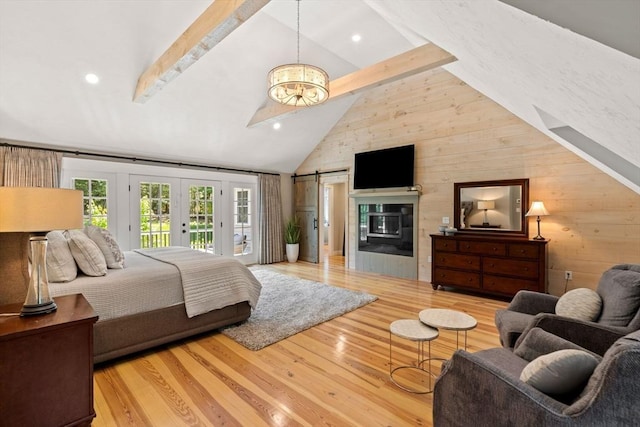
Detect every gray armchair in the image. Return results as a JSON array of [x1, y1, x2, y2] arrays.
[[433, 328, 640, 426], [494, 264, 640, 353]]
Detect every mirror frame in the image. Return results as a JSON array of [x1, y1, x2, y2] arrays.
[[454, 178, 530, 238]]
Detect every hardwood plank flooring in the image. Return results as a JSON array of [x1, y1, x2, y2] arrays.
[[92, 255, 509, 426]]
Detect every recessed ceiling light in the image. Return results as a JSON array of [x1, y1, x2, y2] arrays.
[[351, 34, 362, 43], [85, 73, 100, 84], [273, 122, 281, 130]]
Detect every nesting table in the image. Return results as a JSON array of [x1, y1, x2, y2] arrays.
[[389, 319, 439, 394], [389, 309, 477, 394], [418, 308, 477, 351]]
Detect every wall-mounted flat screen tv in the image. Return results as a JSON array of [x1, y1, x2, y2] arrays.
[[354, 144, 415, 190]]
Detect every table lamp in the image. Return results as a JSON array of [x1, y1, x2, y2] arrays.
[[0, 187, 83, 316], [525, 200, 550, 241], [477, 200, 495, 226]]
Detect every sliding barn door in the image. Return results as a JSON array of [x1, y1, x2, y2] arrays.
[[294, 175, 319, 263]]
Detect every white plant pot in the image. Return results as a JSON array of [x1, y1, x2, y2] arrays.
[[286, 243, 299, 263]]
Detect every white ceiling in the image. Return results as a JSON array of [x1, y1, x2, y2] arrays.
[[0, 1, 638, 189]]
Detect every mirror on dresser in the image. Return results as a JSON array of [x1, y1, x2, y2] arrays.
[[454, 178, 529, 238]]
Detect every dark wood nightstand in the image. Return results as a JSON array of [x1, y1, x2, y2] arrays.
[[0, 294, 98, 427]]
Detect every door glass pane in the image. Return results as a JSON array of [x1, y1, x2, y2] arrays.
[[188, 185, 215, 253], [233, 187, 252, 256], [139, 182, 171, 248]]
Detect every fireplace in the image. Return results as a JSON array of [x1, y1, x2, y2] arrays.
[[358, 203, 413, 257]]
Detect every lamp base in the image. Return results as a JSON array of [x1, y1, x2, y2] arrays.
[[531, 235, 546, 241], [20, 300, 57, 316]]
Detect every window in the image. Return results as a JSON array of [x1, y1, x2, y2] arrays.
[[73, 178, 108, 228], [233, 187, 252, 256]]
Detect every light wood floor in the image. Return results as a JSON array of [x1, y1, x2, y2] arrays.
[[92, 256, 509, 426]]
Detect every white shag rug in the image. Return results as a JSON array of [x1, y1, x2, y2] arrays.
[[221, 268, 377, 350]]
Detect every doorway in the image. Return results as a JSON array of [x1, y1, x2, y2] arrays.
[[319, 174, 348, 267]]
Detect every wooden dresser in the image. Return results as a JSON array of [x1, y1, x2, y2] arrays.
[[430, 234, 547, 297], [0, 294, 98, 427]]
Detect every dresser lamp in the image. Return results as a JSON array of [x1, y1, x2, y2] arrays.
[[0, 187, 83, 316], [477, 200, 495, 226], [525, 201, 550, 241]]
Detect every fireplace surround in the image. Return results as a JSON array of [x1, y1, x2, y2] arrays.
[[351, 191, 419, 279]]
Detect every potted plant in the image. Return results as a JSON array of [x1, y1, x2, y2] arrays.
[[284, 215, 301, 263]]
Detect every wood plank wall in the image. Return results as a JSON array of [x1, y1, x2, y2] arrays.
[[296, 68, 640, 295]]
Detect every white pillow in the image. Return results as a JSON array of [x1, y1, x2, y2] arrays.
[[65, 229, 107, 276], [85, 225, 125, 269], [555, 288, 602, 321], [520, 349, 599, 395], [45, 230, 77, 282]]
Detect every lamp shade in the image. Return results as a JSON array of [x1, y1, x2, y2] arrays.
[[526, 201, 550, 217], [0, 187, 84, 232], [477, 200, 495, 210]]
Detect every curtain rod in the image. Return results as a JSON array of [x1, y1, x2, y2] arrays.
[[1, 141, 280, 176]]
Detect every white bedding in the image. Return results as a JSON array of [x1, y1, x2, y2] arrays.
[[50, 248, 260, 322]]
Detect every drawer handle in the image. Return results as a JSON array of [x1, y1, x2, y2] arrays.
[[520, 249, 526, 254], [467, 261, 472, 264], [492, 247, 498, 251]]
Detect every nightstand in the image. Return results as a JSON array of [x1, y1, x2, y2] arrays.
[[0, 293, 98, 427]]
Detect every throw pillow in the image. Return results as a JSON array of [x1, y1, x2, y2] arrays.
[[555, 288, 602, 321], [45, 230, 78, 282], [520, 349, 599, 395], [84, 225, 125, 269], [65, 229, 107, 276]]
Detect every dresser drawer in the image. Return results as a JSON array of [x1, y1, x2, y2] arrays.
[[483, 257, 538, 279], [458, 240, 506, 256], [483, 274, 540, 295], [508, 243, 540, 259], [433, 268, 480, 288], [434, 253, 480, 270], [434, 238, 457, 252]]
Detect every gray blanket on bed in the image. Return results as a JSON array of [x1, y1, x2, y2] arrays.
[[134, 247, 261, 318]]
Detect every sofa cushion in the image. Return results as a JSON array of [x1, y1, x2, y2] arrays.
[[597, 264, 640, 326], [45, 230, 77, 282], [520, 349, 599, 395], [85, 225, 125, 269], [66, 229, 107, 276], [555, 288, 602, 321]]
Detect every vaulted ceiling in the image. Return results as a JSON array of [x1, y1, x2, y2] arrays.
[[0, 1, 638, 191]]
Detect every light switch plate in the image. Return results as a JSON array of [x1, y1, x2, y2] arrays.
[[442, 217, 450, 224]]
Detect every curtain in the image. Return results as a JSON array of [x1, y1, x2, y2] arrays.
[[0, 146, 62, 187], [0, 145, 63, 304], [257, 173, 285, 264]]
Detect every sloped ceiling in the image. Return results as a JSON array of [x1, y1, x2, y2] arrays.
[[0, 1, 638, 191]]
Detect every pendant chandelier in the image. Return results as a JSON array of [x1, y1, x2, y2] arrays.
[[267, 0, 329, 107]]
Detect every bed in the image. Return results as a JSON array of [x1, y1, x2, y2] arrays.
[[42, 232, 262, 364]]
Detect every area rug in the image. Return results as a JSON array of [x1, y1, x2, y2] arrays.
[[221, 268, 378, 350]]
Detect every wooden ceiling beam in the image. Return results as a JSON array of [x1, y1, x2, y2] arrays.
[[133, 0, 270, 103], [247, 43, 456, 127]]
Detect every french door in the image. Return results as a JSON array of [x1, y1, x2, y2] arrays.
[[130, 176, 221, 253], [129, 176, 256, 262], [180, 180, 221, 254]]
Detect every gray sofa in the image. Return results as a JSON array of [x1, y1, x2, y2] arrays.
[[433, 328, 640, 426], [494, 264, 640, 353]]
